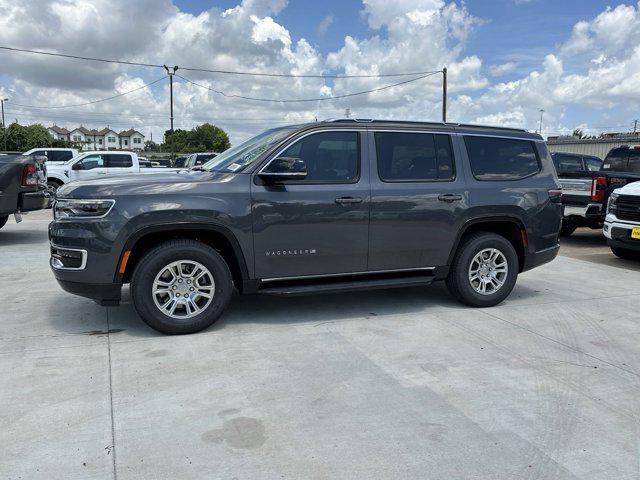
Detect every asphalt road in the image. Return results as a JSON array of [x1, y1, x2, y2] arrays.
[[2, 211, 640, 480]]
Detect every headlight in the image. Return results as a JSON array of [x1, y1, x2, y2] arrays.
[[54, 199, 115, 220], [607, 193, 619, 214]]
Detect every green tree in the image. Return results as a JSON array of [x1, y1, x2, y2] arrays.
[[0, 122, 78, 152], [163, 123, 230, 153]]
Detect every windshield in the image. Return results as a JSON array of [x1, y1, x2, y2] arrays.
[[202, 126, 298, 173]]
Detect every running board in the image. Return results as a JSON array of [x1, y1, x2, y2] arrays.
[[258, 275, 434, 296]]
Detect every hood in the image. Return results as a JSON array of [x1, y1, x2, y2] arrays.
[[616, 180, 640, 196], [56, 170, 240, 198]]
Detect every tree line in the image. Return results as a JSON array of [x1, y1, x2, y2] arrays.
[[1, 122, 231, 153]]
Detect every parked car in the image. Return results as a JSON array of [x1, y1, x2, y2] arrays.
[[46, 151, 181, 190], [0, 154, 51, 229], [174, 152, 219, 169], [23, 148, 79, 164], [604, 181, 640, 259], [49, 120, 562, 334], [551, 152, 602, 174], [557, 145, 640, 236]]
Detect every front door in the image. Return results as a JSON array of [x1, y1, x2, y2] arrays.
[[367, 130, 467, 271], [68, 154, 109, 182], [252, 130, 370, 279]]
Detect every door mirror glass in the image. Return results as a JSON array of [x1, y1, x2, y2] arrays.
[[259, 157, 307, 182], [72, 162, 83, 170]]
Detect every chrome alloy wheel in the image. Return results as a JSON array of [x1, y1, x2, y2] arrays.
[[152, 260, 215, 319], [468, 248, 508, 295]]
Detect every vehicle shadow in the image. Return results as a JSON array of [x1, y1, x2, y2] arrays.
[[104, 281, 545, 337], [0, 230, 49, 246]]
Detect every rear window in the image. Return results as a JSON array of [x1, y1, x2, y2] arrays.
[[552, 154, 583, 174], [375, 132, 455, 182], [603, 149, 628, 171], [464, 136, 540, 181]]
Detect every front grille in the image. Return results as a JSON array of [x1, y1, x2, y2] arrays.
[[51, 245, 86, 269], [616, 195, 640, 222]]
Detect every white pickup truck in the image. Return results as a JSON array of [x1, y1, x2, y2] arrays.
[[23, 147, 79, 164], [46, 151, 178, 190]]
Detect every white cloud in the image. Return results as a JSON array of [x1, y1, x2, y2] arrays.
[[317, 15, 334, 36], [489, 62, 517, 77]]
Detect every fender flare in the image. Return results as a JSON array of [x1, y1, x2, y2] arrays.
[[446, 215, 526, 266], [114, 221, 250, 283]]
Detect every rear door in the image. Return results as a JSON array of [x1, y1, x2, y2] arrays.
[[367, 129, 466, 270], [105, 153, 134, 176], [251, 129, 370, 279]]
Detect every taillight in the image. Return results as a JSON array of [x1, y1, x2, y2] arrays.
[[21, 163, 38, 187], [591, 176, 607, 202]]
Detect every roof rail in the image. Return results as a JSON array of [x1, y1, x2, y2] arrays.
[[321, 118, 529, 134]]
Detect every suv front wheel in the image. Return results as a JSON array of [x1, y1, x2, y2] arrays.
[[131, 239, 233, 334], [446, 232, 519, 307]]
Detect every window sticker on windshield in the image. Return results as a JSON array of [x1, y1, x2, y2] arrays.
[[227, 163, 242, 172], [603, 164, 610, 169]]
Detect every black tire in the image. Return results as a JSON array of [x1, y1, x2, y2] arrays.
[[131, 239, 233, 334], [559, 223, 577, 237], [445, 232, 519, 308], [0, 216, 8, 230], [610, 246, 640, 261], [47, 179, 63, 192]]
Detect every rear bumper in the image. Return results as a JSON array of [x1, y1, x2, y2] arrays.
[[563, 203, 602, 218], [19, 190, 52, 212], [54, 277, 122, 306], [522, 244, 560, 272]]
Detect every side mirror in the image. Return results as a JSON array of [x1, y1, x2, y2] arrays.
[[72, 162, 83, 171], [258, 157, 307, 182]]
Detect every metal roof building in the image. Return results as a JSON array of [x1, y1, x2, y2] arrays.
[[547, 133, 640, 159]]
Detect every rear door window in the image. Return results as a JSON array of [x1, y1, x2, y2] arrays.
[[464, 136, 540, 181], [50, 151, 73, 162], [627, 151, 640, 173], [584, 156, 602, 171], [106, 154, 133, 168], [553, 154, 583, 174], [375, 132, 455, 181]]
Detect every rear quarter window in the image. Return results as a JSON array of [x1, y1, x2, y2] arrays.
[[602, 149, 627, 171], [464, 136, 540, 181]]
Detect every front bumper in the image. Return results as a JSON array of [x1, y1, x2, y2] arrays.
[[603, 214, 640, 252], [55, 277, 122, 306]]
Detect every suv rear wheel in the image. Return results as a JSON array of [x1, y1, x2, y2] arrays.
[[559, 222, 577, 237], [131, 239, 233, 334], [446, 232, 519, 307]]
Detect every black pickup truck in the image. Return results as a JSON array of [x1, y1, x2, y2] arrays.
[[558, 146, 640, 236], [0, 154, 51, 229]]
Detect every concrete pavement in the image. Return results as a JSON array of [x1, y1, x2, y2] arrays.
[[1, 211, 640, 479]]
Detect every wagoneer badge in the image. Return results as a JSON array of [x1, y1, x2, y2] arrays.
[[265, 249, 317, 257]]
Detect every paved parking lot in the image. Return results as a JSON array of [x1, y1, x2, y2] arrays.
[[2, 210, 640, 480]]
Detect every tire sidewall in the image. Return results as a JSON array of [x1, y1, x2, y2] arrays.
[[452, 234, 518, 307], [131, 243, 232, 334]]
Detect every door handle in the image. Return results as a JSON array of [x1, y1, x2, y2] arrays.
[[438, 194, 462, 202], [335, 196, 363, 205], [97, 172, 108, 175]]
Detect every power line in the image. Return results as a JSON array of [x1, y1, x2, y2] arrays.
[[8, 76, 167, 109], [175, 71, 441, 103], [0, 45, 441, 79]]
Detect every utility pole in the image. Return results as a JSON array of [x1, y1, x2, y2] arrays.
[[442, 67, 447, 123], [1, 98, 7, 152], [634, 119, 637, 134], [345, 107, 351, 119], [164, 65, 178, 159], [538, 109, 545, 135]]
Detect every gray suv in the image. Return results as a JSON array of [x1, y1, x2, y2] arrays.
[[49, 120, 562, 334]]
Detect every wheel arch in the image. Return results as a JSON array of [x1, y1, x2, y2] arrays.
[[116, 223, 250, 291], [447, 216, 527, 273]]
